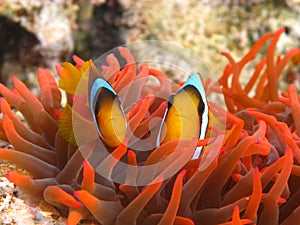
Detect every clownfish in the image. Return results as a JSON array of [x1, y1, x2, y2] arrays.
[[156, 73, 209, 159], [90, 78, 127, 147], [89, 73, 209, 159]]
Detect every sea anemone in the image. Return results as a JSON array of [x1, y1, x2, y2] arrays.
[[0, 27, 299, 225]]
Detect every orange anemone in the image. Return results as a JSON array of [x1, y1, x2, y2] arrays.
[[0, 28, 299, 225]]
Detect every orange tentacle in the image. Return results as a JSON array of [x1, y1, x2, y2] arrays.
[[158, 170, 186, 225], [115, 176, 163, 225], [288, 84, 300, 136], [266, 27, 285, 101], [243, 168, 262, 222]]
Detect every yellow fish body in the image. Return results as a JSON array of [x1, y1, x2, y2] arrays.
[[157, 73, 209, 159], [90, 78, 127, 147]]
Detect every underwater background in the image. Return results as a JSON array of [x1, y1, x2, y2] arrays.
[[0, 0, 300, 224]]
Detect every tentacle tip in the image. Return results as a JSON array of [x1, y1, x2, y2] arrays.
[[11, 76, 17, 83], [127, 149, 137, 160], [244, 219, 253, 224], [280, 26, 286, 33], [72, 54, 85, 66], [73, 191, 88, 208], [37, 68, 44, 74], [279, 197, 287, 204], [220, 51, 228, 56], [5, 172, 13, 182], [180, 169, 187, 176], [55, 64, 61, 70], [83, 160, 89, 167], [54, 109, 61, 117], [72, 55, 77, 60], [127, 149, 134, 155], [117, 46, 125, 51], [73, 202, 83, 209], [73, 191, 79, 199], [5, 171, 22, 183], [73, 190, 83, 200]]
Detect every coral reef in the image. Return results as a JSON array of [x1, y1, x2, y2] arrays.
[[122, 0, 300, 80], [1, 0, 77, 65], [0, 0, 77, 89], [0, 28, 299, 225]]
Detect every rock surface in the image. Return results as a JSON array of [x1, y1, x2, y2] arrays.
[[121, 0, 300, 80], [0, 0, 77, 89]]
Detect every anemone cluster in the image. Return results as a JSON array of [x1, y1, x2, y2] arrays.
[[0, 28, 300, 225]]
